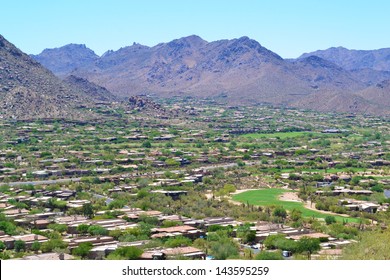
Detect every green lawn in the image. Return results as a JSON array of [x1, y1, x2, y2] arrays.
[[242, 131, 321, 139], [232, 188, 360, 223]]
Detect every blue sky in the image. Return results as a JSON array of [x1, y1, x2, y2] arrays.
[[1, 0, 389, 58]]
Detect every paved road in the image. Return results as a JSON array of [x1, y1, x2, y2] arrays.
[[0, 177, 81, 187]]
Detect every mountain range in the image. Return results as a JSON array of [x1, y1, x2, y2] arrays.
[[1, 34, 389, 119], [299, 47, 390, 72], [31, 35, 390, 115], [0, 35, 104, 119]]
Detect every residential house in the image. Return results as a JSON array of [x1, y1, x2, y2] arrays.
[[141, 246, 206, 260], [151, 225, 204, 239]]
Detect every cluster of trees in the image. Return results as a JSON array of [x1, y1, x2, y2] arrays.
[[195, 229, 240, 260], [236, 223, 256, 243], [315, 197, 347, 214], [0, 213, 17, 235], [327, 223, 359, 240], [214, 184, 236, 197], [263, 234, 321, 259], [110, 223, 154, 242], [107, 246, 143, 260]]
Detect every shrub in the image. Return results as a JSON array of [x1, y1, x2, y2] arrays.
[[14, 240, 26, 252], [0, 241, 6, 251], [88, 225, 108, 236], [325, 216, 336, 225], [164, 236, 192, 248], [107, 246, 143, 260], [40, 239, 68, 253], [72, 242, 93, 258], [255, 251, 284, 260]]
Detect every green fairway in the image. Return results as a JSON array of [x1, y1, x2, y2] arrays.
[[242, 131, 321, 139], [232, 188, 360, 223]]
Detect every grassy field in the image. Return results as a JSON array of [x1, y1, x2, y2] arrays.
[[242, 131, 321, 139], [232, 188, 360, 223]]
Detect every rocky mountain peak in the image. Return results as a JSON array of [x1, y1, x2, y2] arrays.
[[376, 79, 390, 88], [298, 55, 342, 69], [31, 43, 98, 76], [165, 35, 207, 51], [0, 34, 95, 120]]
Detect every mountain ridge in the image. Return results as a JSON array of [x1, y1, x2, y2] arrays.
[[31, 43, 99, 76], [24, 35, 390, 116], [299, 46, 390, 72], [0, 35, 100, 120]]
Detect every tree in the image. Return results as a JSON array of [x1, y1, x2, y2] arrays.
[[14, 240, 26, 252], [161, 220, 183, 228], [237, 224, 256, 243], [0, 241, 6, 251], [77, 224, 90, 235], [210, 238, 239, 260], [108, 199, 127, 210], [164, 236, 192, 248], [371, 184, 384, 193], [223, 184, 236, 194], [255, 251, 284, 260], [82, 203, 94, 218], [288, 173, 300, 180], [72, 242, 93, 259], [192, 238, 208, 252], [263, 234, 297, 252], [41, 239, 68, 253], [278, 238, 298, 252], [245, 231, 257, 243], [47, 198, 67, 211], [137, 178, 149, 188], [88, 225, 108, 236], [208, 225, 226, 232], [142, 141, 152, 148], [325, 216, 336, 225], [137, 189, 149, 199], [273, 206, 287, 220], [296, 237, 321, 260], [165, 158, 180, 167], [48, 223, 68, 233], [290, 208, 302, 221], [31, 241, 41, 252], [0, 221, 17, 235], [107, 246, 143, 260], [211, 241, 238, 260]]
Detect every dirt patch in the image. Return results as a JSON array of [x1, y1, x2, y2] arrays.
[[279, 192, 302, 202], [204, 191, 214, 200], [231, 188, 261, 195]]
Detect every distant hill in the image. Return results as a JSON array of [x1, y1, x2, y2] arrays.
[[299, 47, 390, 72], [356, 80, 390, 109], [63, 75, 119, 102], [31, 36, 390, 115], [349, 68, 390, 86], [31, 44, 98, 77], [0, 35, 97, 120]]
